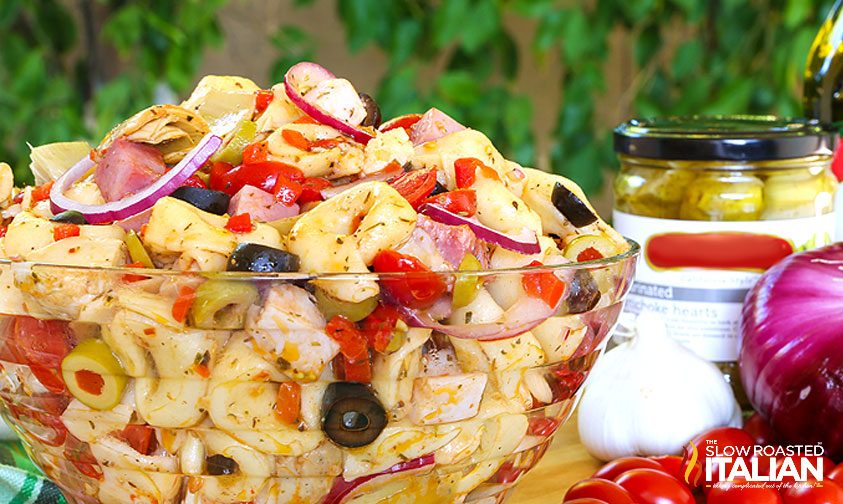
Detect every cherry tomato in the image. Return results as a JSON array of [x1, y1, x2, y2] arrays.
[[255, 89, 274, 115], [119, 424, 157, 455], [744, 412, 779, 446], [360, 304, 401, 353], [372, 250, 447, 309], [421, 189, 477, 216], [388, 168, 436, 208], [10, 316, 75, 393], [326, 316, 368, 362], [522, 261, 566, 308], [614, 468, 695, 504], [298, 177, 332, 204], [564, 478, 635, 503], [708, 479, 782, 504], [828, 463, 843, 484], [593, 457, 668, 481], [527, 415, 560, 438], [53, 223, 80, 241], [493, 461, 527, 484], [682, 427, 755, 488], [649, 455, 685, 482], [781, 479, 843, 504], [274, 382, 301, 425], [209, 159, 303, 196]]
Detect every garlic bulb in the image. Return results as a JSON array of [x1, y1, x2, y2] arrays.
[[577, 312, 741, 461]]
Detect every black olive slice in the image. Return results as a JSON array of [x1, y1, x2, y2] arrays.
[[170, 186, 231, 216], [359, 93, 382, 129], [430, 181, 448, 196], [206, 454, 238, 475], [227, 243, 300, 273], [322, 382, 387, 448], [567, 270, 601, 314], [551, 182, 598, 228], [50, 211, 88, 225]]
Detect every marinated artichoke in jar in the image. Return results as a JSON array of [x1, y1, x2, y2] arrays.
[[680, 173, 765, 221], [761, 170, 836, 219], [615, 167, 696, 218]]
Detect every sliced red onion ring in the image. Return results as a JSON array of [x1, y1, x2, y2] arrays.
[[322, 453, 434, 504], [400, 295, 556, 341], [49, 134, 222, 224], [419, 203, 541, 255], [284, 62, 375, 145], [320, 163, 404, 199]]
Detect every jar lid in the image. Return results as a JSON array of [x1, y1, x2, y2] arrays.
[[614, 115, 837, 161]]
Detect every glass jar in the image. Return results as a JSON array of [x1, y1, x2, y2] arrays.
[[613, 116, 838, 406]]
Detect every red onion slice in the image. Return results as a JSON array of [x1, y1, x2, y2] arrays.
[[284, 62, 375, 145], [419, 203, 541, 255], [320, 163, 404, 199], [322, 453, 434, 504], [398, 295, 555, 341], [49, 134, 221, 224]]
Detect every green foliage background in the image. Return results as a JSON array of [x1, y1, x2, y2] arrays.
[[0, 0, 835, 193]]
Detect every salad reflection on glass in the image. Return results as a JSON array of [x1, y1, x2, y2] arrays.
[[0, 62, 636, 503]]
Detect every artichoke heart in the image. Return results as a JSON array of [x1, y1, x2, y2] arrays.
[[97, 104, 209, 165]]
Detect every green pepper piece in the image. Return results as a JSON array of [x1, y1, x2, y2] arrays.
[[314, 288, 378, 322], [212, 120, 257, 166], [190, 279, 259, 329], [126, 231, 154, 268], [452, 253, 482, 309]]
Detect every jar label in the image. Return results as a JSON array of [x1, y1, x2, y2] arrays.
[[613, 210, 837, 362]]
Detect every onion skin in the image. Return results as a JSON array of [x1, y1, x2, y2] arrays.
[[740, 243, 843, 459]]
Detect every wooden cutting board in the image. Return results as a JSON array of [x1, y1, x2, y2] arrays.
[[510, 418, 602, 503]]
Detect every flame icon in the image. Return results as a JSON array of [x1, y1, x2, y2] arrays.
[[684, 443, 701, 486]]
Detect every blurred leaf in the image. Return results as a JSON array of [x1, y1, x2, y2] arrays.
[[784, 0, 812, 29], [461, 0, 499, 54], [432, 0, 470, 48], [672, 39, 702, 79], [436, 71, 482, 106]]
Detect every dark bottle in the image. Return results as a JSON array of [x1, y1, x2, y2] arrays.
[[805, 0, 843, 125]]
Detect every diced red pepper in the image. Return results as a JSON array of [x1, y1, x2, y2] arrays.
[[242, 141, 270, 165], [255, 89, 274, 115], [521, 260, 566, 308], [273, 176, 303, 206], [293, 115, 319, 124], [360, 304, 401, 353], [122, 262, 147, 283], [53, 223, 80, 241], [298, 177, 332, 204], [454, 157, 499, 186], [181, 175, 206, 189], [335, 353, 372, 383], [309, 137, 347, 150], [326, 315, 369, 362], [0, 226, 7, 238], [119, 424, 157, 455], [380, 114, 422, 135], [31, 181, 54, 203], [172, 286, 196, 323], [576, 247, 603, 262], [274, 382, 301, 425], [388, 168, 437, 209], [225, 213, 253, 233], [421, 189, 477, 216], [372, 250, 447, 309], [282, 129, 311, 151]]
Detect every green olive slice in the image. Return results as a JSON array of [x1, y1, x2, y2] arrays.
[[61, 339, 127, 411]]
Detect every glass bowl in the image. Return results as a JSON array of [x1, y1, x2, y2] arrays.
[[0, 241, 638, 504]]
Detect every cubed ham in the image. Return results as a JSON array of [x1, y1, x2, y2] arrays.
[[228, 185, 300, 222], [409, 108, 465, 146], [95, 138, 166, 202], [415, 214, 489, 268]]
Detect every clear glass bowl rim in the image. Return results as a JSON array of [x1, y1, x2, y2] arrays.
[[0, 239, 639, 280]]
